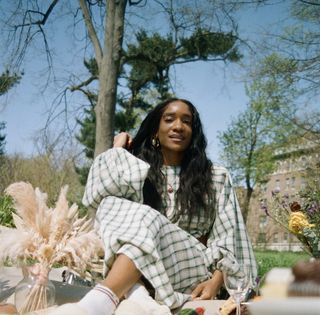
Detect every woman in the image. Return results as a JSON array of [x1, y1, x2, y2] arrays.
[[51, 98, 257, 315]]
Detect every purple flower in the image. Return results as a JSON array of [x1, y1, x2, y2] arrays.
[[272, 188, 280, 196], [260, 201, 269, 216], [307, 202, 319, 215], [281, 198, 288, 207]]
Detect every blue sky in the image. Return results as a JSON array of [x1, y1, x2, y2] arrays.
[[0, 2, 289, 163]]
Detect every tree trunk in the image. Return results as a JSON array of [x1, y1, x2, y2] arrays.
[[242, 185, 253, 224], [94, 0, 127, 157]]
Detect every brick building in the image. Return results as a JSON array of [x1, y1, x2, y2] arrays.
[[245, 137, 319, 251]]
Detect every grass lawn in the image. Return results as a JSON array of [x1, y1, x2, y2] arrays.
[[254, 250, 310, 279]]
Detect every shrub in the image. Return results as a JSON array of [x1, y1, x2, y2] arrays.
[[0, 195, 15, 227]]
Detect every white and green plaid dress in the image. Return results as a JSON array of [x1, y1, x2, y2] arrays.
[[83, 148, 257, 309]]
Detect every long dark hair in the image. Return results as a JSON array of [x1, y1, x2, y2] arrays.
[[131, 98, 215, 226]]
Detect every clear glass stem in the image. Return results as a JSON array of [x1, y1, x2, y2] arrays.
[[236, 302, 241, 315]]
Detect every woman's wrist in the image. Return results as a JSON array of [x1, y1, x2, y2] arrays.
[[210, 270, 223, 290]]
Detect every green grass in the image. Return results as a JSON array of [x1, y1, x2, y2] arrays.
[[254, 250, 310, 279]]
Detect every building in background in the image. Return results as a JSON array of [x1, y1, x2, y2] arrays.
[[245, 136, 319, 251]]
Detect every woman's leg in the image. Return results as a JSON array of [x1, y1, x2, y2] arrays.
[[76, 254, 141, 315], [102, 254, 141, 298], [103, 254, 171, 315], [49, 254, 145, 315]]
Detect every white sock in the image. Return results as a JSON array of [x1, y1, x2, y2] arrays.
[[78, 284, 119, 315], [126, 283, 171, 315]]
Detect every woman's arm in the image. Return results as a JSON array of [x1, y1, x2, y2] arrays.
[[205, 166, 257, 284]]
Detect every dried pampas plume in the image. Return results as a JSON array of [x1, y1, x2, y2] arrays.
[[1, 182, 103, 275]]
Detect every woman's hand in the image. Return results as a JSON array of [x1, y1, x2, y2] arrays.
[[191, 270, 223, 300], [113, 132, 133, 149]]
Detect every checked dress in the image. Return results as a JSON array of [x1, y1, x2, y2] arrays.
[[83, 148, 257, 310]]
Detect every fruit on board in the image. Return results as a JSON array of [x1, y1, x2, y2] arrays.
[[177, 306, 205, 315]]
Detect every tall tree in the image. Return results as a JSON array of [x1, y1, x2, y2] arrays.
[[79, 0, 127, 156], [282, 0, 320, 97], [2, 1, 244, 158], [75, 26, 241, 160], [249, 0, 320, 139], [218, 54, 298, 222]]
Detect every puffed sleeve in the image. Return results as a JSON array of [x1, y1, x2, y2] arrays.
[[82, 147, 150, 211], [205, 165, 257, 281]]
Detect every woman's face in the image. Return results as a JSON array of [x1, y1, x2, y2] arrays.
[[156, 100, 193, 164]]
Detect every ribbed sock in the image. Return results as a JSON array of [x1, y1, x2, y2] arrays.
[[78, 284, 119, 315]]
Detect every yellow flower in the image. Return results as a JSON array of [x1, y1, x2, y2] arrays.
[[288, 211, 315, 234]]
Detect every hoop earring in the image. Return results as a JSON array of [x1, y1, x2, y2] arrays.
[[152, 137, 160, 148]]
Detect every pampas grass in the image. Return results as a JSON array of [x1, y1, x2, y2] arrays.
[[1, 182, 104, 314]]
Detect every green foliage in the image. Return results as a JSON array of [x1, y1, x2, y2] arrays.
[[76, 26, 243, 178], [84, 58, 99, 77], [253, 53, 299, 101], [125, 28, 241, 99], [125, 30, 176, 98], [0, 195, 15, 227], [291, 0, 320, 22], [180, 29, 240, 61], [254, 250, 309, 279], [219, 55, 299, 187], [219, 104, 279, 190], [264, 1, 320, 99], [219, 59, 299, 222], [74, 164, 91, 187], [76, 106, 96, 160], [75, 95, 151, 184], [299, 162, 320, 228], [0, 70, 21, 96], [115, 108, 139, 132], [116, 93, 153, 131]]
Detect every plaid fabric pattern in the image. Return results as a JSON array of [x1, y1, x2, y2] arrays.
[[83, 148, 257, 309]]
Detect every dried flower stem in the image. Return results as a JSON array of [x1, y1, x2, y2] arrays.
[[18, 284, 49, 314], [1, 182, 104, 313]]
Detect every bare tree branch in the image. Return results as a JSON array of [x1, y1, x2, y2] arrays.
[[297, 0, 320, 6], [173, 56, 230, 64], [14, 0, 60, 28], [79, 0, 103, 66], [69, 75, 98, 92], [128, 0, 146, 6]]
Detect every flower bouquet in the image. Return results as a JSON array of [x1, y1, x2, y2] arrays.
[[0, 182, 103, 314], [261, 186, 320, 258]]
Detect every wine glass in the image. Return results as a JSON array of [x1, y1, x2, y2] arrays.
[[223, 265, 251, 315]]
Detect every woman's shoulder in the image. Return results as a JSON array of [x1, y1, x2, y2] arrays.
[[210, 164, 234, 187]]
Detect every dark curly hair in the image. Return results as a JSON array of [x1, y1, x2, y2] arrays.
[[131, 98, 216, 226]]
